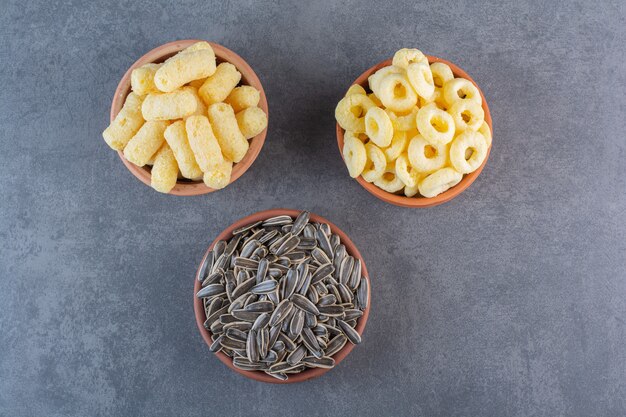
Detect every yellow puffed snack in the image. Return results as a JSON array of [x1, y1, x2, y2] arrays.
[[368, 65, 403, 96], [406, 62, 435, 99], [185, 115, 224, 172], [123, 120, 168, 167], [448, 99, 484, 133], [478, 120, 492, 147], [373, 164, 405, 193], [342, 133, 367, 178], [203, 159, 233, 189], [207, 103, 249, 163], [345, 84, 367, 97], [103, 92, 144, 150], [407, 134, 447, 173], [442, 78, 481, 107], [430, 62, 454, 88], [150, 144, 179, 193], [154, 44, 217, 93], [392, 48, 428, 69], [420, 87, 448, 110], [385, 107, 418, 131], [404, 183, 420, 197], [384, 130, 408, 162], [236, 107, 268, 139], [198, 63, 242, 105], [335, 93, 376, 132], [415, 103, 455, 145], [142, 89, 197, 121], [188, 77, 207, 89], [131, 63, 162, 96], [418, 167, 463, 198], [378, 73, 417, 113], [163, 121, 203, 179], [449, 130, 488, 174], [368, 93, 383, 107], [395, 153, 421, 187], [225, 86, 261, 113], [361, 143, 387, 183], [181, 86, 207, 116], [365, 107, 393, 147]]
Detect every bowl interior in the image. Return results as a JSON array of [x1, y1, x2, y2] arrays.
[[111, 39, 268, 196], [336, 56, 492, 208], [193, 209, 371, 383]]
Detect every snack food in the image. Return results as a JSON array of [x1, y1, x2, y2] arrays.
[[103, 41, 268, 193], [335, 47, 490, 199]]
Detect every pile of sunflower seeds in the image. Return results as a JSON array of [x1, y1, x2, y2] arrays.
[[196, 211, 369, 381]]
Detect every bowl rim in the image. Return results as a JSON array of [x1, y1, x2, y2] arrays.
[[336, 55, 492, 207], [193, 208, 371, 383], [110, 39, 269, 196]]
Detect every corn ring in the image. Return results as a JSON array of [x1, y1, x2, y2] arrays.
[[378, 73, 417, 113], [235, 107, 268, 139], [478, 120, 492, 147], [207, 103, 249, 163], [103, 92, 144, 150], [342, 133, 367, 178], [449, 130, 488, 174], [123, 120, 168, 167], [203, 159, 233, 190], [335, 93, 376, 133], [415, 103, 455, 145], [131, 63, 162, 96], [141, 89, 197, 121], [419, 87, 448, 110], [367, 93, 383, 107], [442, 78, 481, 107], [395, 153, 422, 187], [448, 99, 484, 133], [392, 48, 428, 69], [198, 63, 242, 105], [384, 130, 408, 162], [368, 65, 403, 96], [185, 115, 224, 172], [345, 84, 367, 97], [418, 167, 463, 198], [365, 107, 393, 147], [361, 143, 386, 183], [373, 164, 405, 193], [154, 45, 216, 93], [407, 133, 447, 173], [385, 107, 418, 131], [150, 144, 179, 193], [430, 62, 454, 88], [163, 121, 203, 179], [225, 86, 260, 113], [404, 184, 420, 197], [406, 62, 435, 100]]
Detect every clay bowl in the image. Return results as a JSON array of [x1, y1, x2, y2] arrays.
[[336, 55, 492, 207], [110, 39, 268, 196], [193, 209, 371, 383]]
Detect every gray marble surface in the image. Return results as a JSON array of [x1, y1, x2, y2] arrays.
[[1, 1, 624, 416]]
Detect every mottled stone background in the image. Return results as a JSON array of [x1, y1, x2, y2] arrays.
[[0, 1, 624, 416]]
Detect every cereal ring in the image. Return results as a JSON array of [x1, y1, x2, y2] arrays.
[[123, 120, 168, 167], [442, 78, 481, 107], [365, 107, 393, 147], [198, 62, 242, 105], [406, 62, 435, 100], [415, 103, 455, 145], [102, 92, 144, 151], [404, 184, 419, 197], [151, 144, 179, 193], [448, 99, 484, 132], [449, 130, 488, 174], [361, 143, 386, 183], [383, 130, 408, 162], [395, 153, 422, 187], [392, 48, 428, 69], [342, 134, 367, 178], [335, 93, 376, 133], [430, 62, 454, 88], [418, 167, 463, 198], [407, 134, 447, 173], [224, 86, 260, 113], [478, 120, 492, 147], [385, 107, 418, 131], [374, 164, 405, 193], [235, 106, 268, 139], [378, 73, 418, 113], [345, 84, 367, 97], [368, 65, 403, 96], [368, 93, 383, 107]]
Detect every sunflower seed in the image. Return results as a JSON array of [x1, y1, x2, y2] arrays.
[[337, 283, 353, 303], [330, 234, 340, 252], [234, 257, 259, 270], [278, 332, 297, 351], [316, 228, 334, 259], [196, 284, 225, 299], [325, 334, 348, 356], [258, 229, 278, 244], [290, 293, 320, 315], [226, 327, 248, 342], [339, 256, 354, 285], [240, 239, 260, 259], [232, 221, 262, 235], [213, 240, 227, 258], [286, 345, 307, 365], [301, 327, 321, 352], [209, 335, 223, 352], [337, 319, 361, 345], [297, 237, 317, 251], [246, 329, 259, 362], [318, 294, 337, 306], [357, 277, 369, 309], [250, 279, 278, 294], [232, 309, 264, 322], [221, 336, 247, 350], [307, 287, 319, 304], [198, 251, 214, 282], [256, 258, 269, 283], [266, 371, 288, 381], [289, 309, 305, 338], [273, 340, 285, 352], [317, 305, 345, 317], [269, 361, 300, 373], [231, 277, 256, 300], [343, 309, 364, 321], [245, 301, 274, 313], [302, 356, 335, 369], [311, 247, 331, 265], [269, 299, 293, 327], [222, 321, 252, 332], [310, 263, 334, 284], [225, 234, 242, 256], [263, 215, 293, 227], [207, 297, 224, 318]]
